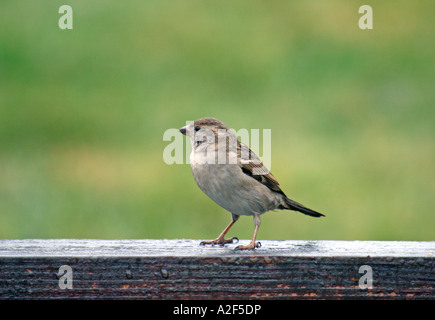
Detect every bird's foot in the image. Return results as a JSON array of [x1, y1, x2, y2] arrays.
[[235, 241, 261, 251], [200, 237, 239, 247]]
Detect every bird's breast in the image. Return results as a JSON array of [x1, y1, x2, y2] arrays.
[[190, 161, 278, 216]]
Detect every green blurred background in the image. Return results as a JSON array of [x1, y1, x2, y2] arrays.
[[0, 1, 434, 240]]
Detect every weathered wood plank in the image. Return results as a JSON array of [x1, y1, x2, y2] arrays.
[[0, 239, 433, 299]]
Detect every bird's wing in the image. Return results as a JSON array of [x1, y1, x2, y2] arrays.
[[237, 141, 286, 196]]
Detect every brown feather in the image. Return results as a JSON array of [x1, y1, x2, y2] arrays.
[[237, 141, 286, 196]]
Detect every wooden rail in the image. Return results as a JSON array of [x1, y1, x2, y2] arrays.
[[0, 239, 433, 299]]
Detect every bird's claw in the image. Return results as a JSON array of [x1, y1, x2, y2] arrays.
[[230, 237, 239, 244], [200, 237, 239, 247], [234, 241, 261, 251]]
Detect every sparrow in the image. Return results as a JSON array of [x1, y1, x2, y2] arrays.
[[179, 117, 324, 250]]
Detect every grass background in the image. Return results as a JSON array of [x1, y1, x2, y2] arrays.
[[0, 0, 434, 241]]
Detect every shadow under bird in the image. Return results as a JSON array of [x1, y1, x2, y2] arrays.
[[179, 117, 324, 250]]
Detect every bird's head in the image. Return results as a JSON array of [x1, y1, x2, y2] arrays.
[[179, 117, 228, 136], [179, 117, 235, 150]]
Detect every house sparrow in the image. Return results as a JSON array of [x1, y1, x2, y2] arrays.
[[179, 117, 324, 250]]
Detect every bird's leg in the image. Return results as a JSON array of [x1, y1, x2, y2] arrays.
[[235, 213, 261, 250], [200, 215, 239, 246]]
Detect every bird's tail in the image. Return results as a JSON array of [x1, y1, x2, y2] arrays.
[[282, 197, 325, 218]]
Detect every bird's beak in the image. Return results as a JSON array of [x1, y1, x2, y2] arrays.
[[179, 126, 187, 135]]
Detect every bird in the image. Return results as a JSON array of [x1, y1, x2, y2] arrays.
[[179, 117, 324, 250]]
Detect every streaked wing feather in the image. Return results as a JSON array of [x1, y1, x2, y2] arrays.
[[237, 141, 286, 196]]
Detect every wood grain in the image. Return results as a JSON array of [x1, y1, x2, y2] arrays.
[[0, 239, 433, 299]]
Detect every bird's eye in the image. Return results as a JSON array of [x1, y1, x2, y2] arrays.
[[195, 126, 201, 132]]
